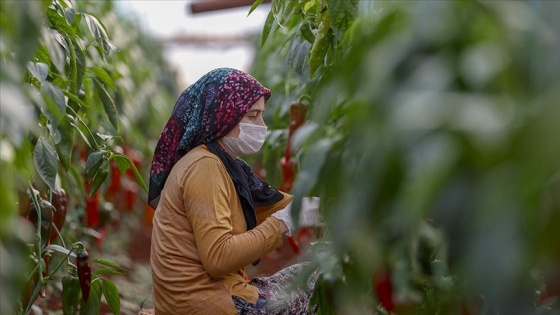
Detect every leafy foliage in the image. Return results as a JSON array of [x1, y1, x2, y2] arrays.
[[1, 0, 178, 313], [252, 0, 560, 313]]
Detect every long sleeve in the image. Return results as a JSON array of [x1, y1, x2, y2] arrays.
[[182, 156, 285, 279]]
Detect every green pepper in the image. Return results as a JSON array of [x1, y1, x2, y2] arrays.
[[309, 12, 331, 76], [62, 275, 80, 315]]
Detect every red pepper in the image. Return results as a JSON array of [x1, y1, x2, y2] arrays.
[[85, 187, 100, 228], [287, 236, 300, 255], [280, 102, 306, 192], [76, 249, 91, 302], [49, 188, 68, 243], [27, 198, 55, 249], [279, 102, 307, 255], [373, 269, 394, 313]]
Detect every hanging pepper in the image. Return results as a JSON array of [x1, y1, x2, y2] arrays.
[[280, 102, 307, 192], [85, 188, 100, 228], [19, 188, 39, 217], [49, 188, 68, 243], [76, 249, 91, 302], [287, 236, 301, 255], [62, 274, 80, 315], [279, 102, 307, 255], [27, 198, 55, 249], [373, 269, 394, 313]]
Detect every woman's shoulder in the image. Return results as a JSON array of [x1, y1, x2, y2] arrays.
[[173, 144, 223, 176], [179, 144, 220, 165]]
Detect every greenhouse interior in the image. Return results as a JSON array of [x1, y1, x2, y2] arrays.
[[1, 0, 559, 314]]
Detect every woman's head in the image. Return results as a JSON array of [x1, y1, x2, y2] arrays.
[[148, 68, 270, 207], [219, 96, 268, 157], [173, 68, 270, 148]]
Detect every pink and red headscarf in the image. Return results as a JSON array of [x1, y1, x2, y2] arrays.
[[148, 68, 271, 210]]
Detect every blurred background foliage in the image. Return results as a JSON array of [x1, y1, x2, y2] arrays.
[[1, 0, 178, 313], [250, 0, 560, 314]]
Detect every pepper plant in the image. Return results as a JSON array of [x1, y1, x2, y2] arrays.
[[1, 0, 178, 313], [250, 0, 560, 314]]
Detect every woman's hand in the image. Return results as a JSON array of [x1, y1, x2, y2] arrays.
[[278, 219, 290, 235], [271, 207, 294, 236], [271, 197, 323, 236]]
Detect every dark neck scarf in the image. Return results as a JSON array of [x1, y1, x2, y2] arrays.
[[206, 142, 283, 230], [148, 68, 281, 235]]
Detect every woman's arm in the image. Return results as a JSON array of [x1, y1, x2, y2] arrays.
[[182, 157, 284, 279]]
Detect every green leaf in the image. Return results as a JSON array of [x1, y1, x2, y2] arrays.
[[107, 152, 148, 193], [52, 29, 69, 52], [84, 151, 105, 180], [34, 135, 59, 191], [110, 153, 130, 175], [64, 7, 76, 25], [89, 66, 115, 90], [304, 0, 317, 14], [63, 90, 88, 108], [36, 45, 52, 68], [248, 0, 263, 16], [62, 275, 80, 315], [41, 81, 66, 123], [83, 13, 116, 59], [73, 37, 87, 93], [68, 117, 92, 149], [101, 278, 120, 315], [261, 10, 275, 47], [27, 61, 49, 83], [89, 162, 109, 196], [291, 137, 334, 226], [47, 6, 75, 36], [56, 117, 74, 171], [93, 79, 119, 132], [91, 259, 129, 271], [288, 38, 311, 75], [79, 278, 101, 315], [327, 0, 358, 40], [127, 156, 148, 193], [43, 29, 67, 74]]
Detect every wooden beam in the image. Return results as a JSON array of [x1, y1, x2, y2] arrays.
[[189, 0, 271, 14]]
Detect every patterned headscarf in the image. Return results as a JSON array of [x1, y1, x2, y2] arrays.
[[148, 68, 271, 209]]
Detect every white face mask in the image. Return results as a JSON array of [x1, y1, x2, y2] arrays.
[[222, 123, 267, 156]]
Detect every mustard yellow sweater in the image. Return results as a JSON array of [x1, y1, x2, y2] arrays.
[[150, 145, 292, 315]]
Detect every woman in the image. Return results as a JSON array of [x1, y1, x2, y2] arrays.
[[147, 68, 318, 314]]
